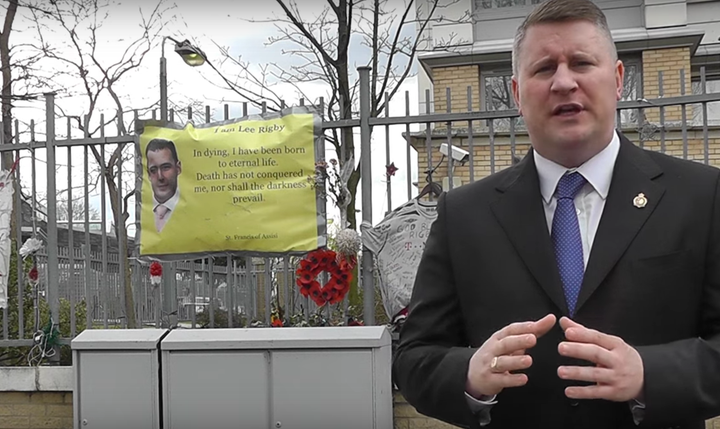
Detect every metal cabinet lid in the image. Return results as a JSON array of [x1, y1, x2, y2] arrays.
[[160, 326, 391, 351], [71, 329, 169, 350]]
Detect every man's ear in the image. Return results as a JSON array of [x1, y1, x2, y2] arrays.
[[176, 161, 182, 173], [615, 60, 625, 101], [512, 76, 522, 116]]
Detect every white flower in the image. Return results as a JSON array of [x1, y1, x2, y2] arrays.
[[334, 228, 361, 258]]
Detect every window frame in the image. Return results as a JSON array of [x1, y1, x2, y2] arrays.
[[479, 65, 517, 112], [475, 0, 541, 13], [691, 61, 720, 85], [471, 0, 642, 21], [620, 57, 644, 101], [690, 65, 720, 126]]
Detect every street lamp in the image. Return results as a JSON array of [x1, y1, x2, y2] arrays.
[[157, 36, 206, 328], [160, 36, 207, 122]]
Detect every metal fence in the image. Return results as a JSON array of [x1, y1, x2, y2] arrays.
[[31, 248, 297, 329], [0, 65, 719, 361]]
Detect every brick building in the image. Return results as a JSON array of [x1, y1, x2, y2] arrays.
[[412, 0, 720, 189], [395, 2, 720, 427]]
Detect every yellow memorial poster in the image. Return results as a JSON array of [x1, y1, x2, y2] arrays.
[[135, 107, 325, 258]]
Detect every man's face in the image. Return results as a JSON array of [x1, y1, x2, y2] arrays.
[[512, 20, 624, 168], [147, 148, 181, 204]]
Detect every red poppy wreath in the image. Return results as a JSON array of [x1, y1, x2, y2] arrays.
[[296, 248, 353, 307]]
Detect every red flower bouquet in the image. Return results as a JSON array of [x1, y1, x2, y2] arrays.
[[149, 261, 162, 286], [295, 248, 353, 307]]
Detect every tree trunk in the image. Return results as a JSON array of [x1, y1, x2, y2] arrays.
[[1, 1, 18, 301], [1, 0, 17, 169], [105, 172, 137, 328], [123, 258, 134, 328], [336, 25, 354, 227]]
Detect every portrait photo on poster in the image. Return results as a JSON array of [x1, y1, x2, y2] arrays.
[[145, 137, 182, 233]]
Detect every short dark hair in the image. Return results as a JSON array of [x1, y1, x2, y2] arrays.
[[512, 0, 616, 76], [146, 138, 179, 163]]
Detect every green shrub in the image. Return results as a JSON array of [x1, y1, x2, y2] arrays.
[[0, 240, 87, 366], [196, 306, 246, 328]]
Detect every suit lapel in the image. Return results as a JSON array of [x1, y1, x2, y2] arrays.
[[575, 135, 665, 313], [490, 154, 569, 314]]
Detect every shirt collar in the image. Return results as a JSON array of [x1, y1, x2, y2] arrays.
[[534, 130, 620, 204], [154, 188, 180, 212]]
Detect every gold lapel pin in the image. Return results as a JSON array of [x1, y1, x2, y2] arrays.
[[633, 193, 647, 208]]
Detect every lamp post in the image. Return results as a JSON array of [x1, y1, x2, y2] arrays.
[[159, 36, 207, 122], [157, 36, 206, 328]]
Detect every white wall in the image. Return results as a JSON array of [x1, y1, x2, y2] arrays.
[[418, 0, 718, 48], [644, 0, 688, 29], [417, 0, 474, 49], [686, 0, 720, 45]]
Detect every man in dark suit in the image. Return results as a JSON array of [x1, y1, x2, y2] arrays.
[[392, 0, 720, 428]]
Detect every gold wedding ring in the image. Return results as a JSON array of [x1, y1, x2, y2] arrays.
[[490, 356, 500, 372]]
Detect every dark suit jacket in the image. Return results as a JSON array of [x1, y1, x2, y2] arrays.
[[393, 133, 720, 429]]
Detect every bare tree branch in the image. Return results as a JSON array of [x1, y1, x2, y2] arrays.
[[275, 0, 337, 67], [19, 0, 176, 329], [1, 0, 20, 159], [203, 0, 471, 238], [376, 0, 417, 110], [326, 0, 340, 15]]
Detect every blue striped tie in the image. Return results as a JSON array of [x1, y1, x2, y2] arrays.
[[551, 172, 587, 316]]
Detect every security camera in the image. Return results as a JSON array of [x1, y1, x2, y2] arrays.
[[440, 143, 469, 164]]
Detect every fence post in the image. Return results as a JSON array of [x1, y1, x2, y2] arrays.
[[358, 66, 375, 326], [162, 257, 175, 326], [45, 93, 60, 363], [162, 263, 177, 328]]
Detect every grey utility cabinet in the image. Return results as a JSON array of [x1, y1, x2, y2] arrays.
[[72, 329, 168, 429], [160, 326, 393, 429]]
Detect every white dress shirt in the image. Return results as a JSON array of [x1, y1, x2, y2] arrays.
[[465, 131, 624, 424], [153, 189, 180, 232], [534, 131, 620, 267]]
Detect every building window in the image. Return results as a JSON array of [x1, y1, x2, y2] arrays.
[[691, 77, 720, 126], [476, 0, 636, 10], [479, 0, 541, 9], [482, 69, 521, 131], [618, 61, 642, 126], [484, 73, 515, 111]]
